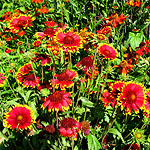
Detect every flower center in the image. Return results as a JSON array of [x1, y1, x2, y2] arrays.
[[103, 50, 110, 56], [44, 28, 54, 35], [63, 35, 74, 44], [61, 118, 76, 129], [51, 91, 63, 103], [128, 93, 137, 103], [120, 60, 128, 68], [17, 115, 23, 121], [17, 115, 26, 124], [17, 20, 26, 27], [111, 13, 118, 19], [81, 57, 93, 67], [26, 74, 35, 80], [135, 132, 142, 139], [57, 72, 69, 81]]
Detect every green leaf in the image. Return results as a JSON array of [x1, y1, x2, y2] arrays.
[[129, 32, 144, 50], [109, 128, 125, 143], [79, 97, 94, 107], [87, 133, 102, 150], [24, 90, 32, 103]]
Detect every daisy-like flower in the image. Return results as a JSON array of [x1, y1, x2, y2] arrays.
[[32, 53, 51, 66], [18, 63, 32, 75], [0, 73, 6, 87], [41, 90, 72, 112], [55, 30, 82, 53], [48, 46, 61, 56], [121, 143, 140, 150], [59, 117, 81, 140], [113, 60, 134, 76], [118, 82, 145, 114], [104, 13, 127, 28], [136, 40, 150, 56], [51, 69, 77, 90], [134, 0, 142, 7], [3, 104, 35, 130], [126, 0, 135, 6], [32, 40, 42, 47], [38, 6, 49, 14], [76, 56, 94, 71], [98, 43, 118, 60], [8, 14, 35, 35], [17, 73, 40, 88], [96, 26, 112, 36]]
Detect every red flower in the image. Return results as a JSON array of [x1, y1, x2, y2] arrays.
[[76, 56, 94, 71], [96, 26, 112, 36], [59, 117, 81, 140], [55, 30, 82, 53], [3, 104, 35, 130], [44, 21, 57, 27], [6, 49, 11, 53], [32, 40, 42, 47], [51, 69, 77, 90], [38, 81, 51, 91], [45, 125, 55, 134], [113, 60, 134, 76], [32, 53, 51, 66], [126, 0, 135, 6], [121, 143, 140, 150], [98, 43, 118, 60], [18, 63, 32, 75], [136, 40, 150, 56], [17, 73, 40, 88], [41, 90, 72, 112], [118, 82, 145, 114], [134, 0, 142, 7], [81, 121, 90, 136], [48, 46, 61, 56], [8, 14, 34, 33], [0, 73, 6, 87], [104, 13, 127, 28], [101, 90, 116, 107]]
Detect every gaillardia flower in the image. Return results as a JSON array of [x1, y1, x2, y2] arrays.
[[18, 63, 32, 75], [59, 117, 81, 140], [143, 89, 150, 115], [51, 69, 77, 90], [98, 43, 118, 60], [41, 90, 72, 112], [76, 56, 94, 71], [55, 30, 82, 53], [0, 73, 6, 87], [118, 82, 145, 114], [81, 121, 90, 136], [3, 104, 35, 130], [104, 13, 127, 28]]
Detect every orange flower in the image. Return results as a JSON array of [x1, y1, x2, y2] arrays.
[[32, 0, 43, 4], [38, 6, 49, 13], [32, 40, 42, 47], [0, 73, 6, 87], [126, 0, 135, 6], [113, 60, 134, 76], [104, 13, 127, 28], [134, 0, 142, 7]]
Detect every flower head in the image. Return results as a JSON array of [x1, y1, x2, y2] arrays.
[[41, 90, 72, 112], [51, 69, 77, 90], [143, 89, 150, 115], [45, 125, 55, 134], [118, 82, 145, 114], [81, 121, 90, 136], [3, 104, 35, 130], [55, 30, 82, 53], [98, 43, 118, 60], [104, 13, 127, 28], [32, 0, 43, 4], [76, 56, 94, 71], [113, 60, 134, 76], [59, 117, 81, 140]]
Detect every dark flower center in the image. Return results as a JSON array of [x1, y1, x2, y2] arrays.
[[128, 93, 137, 104], [81, 57, 93, 67], [17, 20, 27, 27], [50, 91, 63, 103], [103, 49, 110, 56], [63, 35, 74, 44], [17, 115, 26, 124], [26, 74, 35, 80], [44, 28, 54, 35], [57, 72, 69, 81], [120, 60, 128, 68]]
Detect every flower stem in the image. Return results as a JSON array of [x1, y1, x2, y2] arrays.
[[52, 58, 55, 93]]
